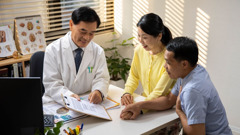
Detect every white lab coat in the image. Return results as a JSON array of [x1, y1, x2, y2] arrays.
[[42, 32, 110, 105]]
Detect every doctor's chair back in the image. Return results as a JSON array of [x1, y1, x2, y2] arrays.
[[30, 51, 45, 96]]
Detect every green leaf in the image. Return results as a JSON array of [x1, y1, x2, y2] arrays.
[[44, 127, 50, 134], [121, 40, 127, 44], [47, 130, 55, 135], [120, 72, 126, 82], [53, 127, 60, 135], [56, 121, 64, 128], [106, 39, 119, 43], [127, 37, 135, 40], [104, 47, 117, 51]]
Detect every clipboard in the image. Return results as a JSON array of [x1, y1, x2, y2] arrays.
[[61, 94, 112, 121]]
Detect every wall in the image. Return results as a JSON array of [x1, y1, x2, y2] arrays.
[[113, 0, 240, 133], [93, 33, 113, 48]]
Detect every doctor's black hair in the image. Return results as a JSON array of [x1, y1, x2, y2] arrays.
[[137, 13, 172, 46], [71, 6, 101, 28], [166, 37, 199, 67]]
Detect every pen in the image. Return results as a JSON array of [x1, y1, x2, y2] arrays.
[[63, 129, 70, 135], [81, 123, 84, 130], [73, 129, 77, 135], [76, 125, 80, 134], [75, 126, 79, 135], [68, 127, 75, 135]]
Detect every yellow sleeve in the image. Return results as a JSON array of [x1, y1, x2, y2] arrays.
[[145, 70, 176, 101], [124, 47, 140, 95]]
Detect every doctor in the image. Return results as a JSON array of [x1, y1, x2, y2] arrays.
[[42, 6, 110, 105]]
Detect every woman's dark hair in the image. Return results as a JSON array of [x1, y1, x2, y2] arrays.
[[137, 13, 172, 45], [166, 37, 198, 67], [71, 6, 101, 28]]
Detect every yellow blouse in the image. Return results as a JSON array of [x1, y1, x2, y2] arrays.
[[124, 45, 175, 101]]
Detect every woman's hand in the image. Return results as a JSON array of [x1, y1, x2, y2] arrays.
[[121, 93, 133, 105]]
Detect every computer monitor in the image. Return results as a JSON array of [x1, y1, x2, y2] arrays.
[[0, 77, 44, 135]]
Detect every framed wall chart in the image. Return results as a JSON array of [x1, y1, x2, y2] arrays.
[[0, 25, 17, 57], [15, 15, 46, 55]]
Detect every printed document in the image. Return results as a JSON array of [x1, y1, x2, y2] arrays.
[[43, 102, 87, 123], [80, 95, 120, 110], [62, 95, 112, 120]]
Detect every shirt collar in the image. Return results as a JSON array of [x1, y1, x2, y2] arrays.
[[69, 32, 85, 52], [182, 64, 200, 86]]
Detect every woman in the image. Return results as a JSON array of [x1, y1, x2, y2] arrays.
[[121, 13, 175, 105]]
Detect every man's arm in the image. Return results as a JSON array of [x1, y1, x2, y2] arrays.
[[120, 92, 177, 120], [43, 46, 74, 105], [176, 87, 205, 135], [91, 47, 110, 98], [176, 108, 205, 135]]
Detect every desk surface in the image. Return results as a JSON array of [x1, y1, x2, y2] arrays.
[[61, 85, 179, 135]]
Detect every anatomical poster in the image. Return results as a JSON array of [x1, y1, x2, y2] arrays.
[[15, 15, 46, 55], [0, 25, 17, 57]]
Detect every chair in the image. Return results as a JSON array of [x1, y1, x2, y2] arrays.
[[30, 51, 45, 96]]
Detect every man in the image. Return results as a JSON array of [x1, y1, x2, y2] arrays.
[[42, 6, 110, 105], [120, 37, 232, 135]]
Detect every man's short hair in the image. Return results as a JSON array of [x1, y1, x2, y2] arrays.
[[71, 6, 101, 28], [166, 37, 198, 67]]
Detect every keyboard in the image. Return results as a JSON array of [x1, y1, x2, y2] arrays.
[[44, 114, 54, 127]]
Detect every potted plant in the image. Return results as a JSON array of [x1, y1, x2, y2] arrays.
[[44, 121, 63, 135], [103, 32, 134, 87]]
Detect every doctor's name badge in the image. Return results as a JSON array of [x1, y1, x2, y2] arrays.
[[88, 66, 93, 73]]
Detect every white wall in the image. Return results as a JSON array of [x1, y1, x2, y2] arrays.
[[93, 33, 114, 48], [112, 0, 240, 133]]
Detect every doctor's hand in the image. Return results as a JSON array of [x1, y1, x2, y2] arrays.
[[71, 94, 81, 101], [88, 90, 103, 104], [121, 93, 133, 105], [120, 102, 141, 120]]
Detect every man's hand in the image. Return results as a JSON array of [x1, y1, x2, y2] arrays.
[[120, 111, 133, 120], [121, 93, 133, 105], [71, 94, 81, 101], [120, 103, 141, 120], [176, 86, 183, 115], [88, 90, 103, 104]]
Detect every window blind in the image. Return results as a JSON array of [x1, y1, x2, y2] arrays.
[[0, 0, 114, 44]]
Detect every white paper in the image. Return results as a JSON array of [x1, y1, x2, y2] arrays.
[[63, 95, 111, 120], [43, 102, 86, 123], [80, 95, 120, 109]]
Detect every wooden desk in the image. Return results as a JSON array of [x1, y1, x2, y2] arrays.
[[60, 85, 179, 135], [0, 54, 32, 77]]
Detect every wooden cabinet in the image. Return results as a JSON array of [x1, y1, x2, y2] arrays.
[[0, 54, 32, 77]]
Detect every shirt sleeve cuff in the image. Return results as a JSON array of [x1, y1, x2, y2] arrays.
[[64, 90, 74, 97], [95, 90, 105, 101]]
